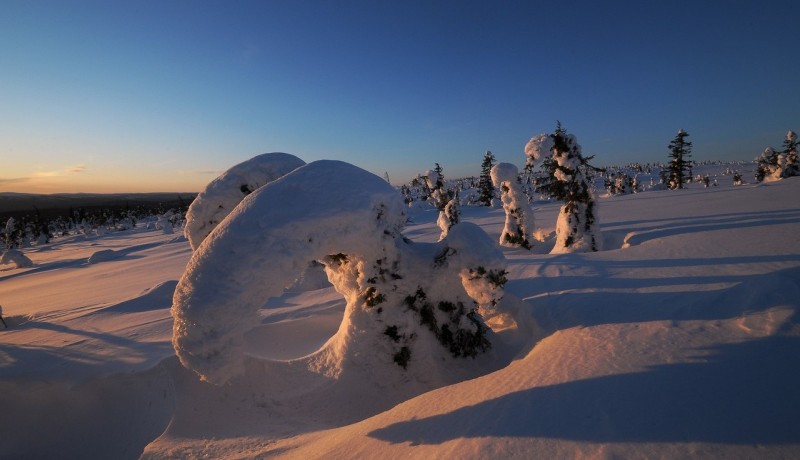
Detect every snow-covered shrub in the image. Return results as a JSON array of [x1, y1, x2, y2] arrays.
[[172, 160, 509, 385], [527, 124, 602, 253], [491, 162, 536, 249], [184, 152, 306, 250], [156, 211, 174, 234], [1, 249, 33, 268]]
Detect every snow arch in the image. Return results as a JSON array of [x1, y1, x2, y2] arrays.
[[172, 160, 509, 385], [183, 152, 306, 250]]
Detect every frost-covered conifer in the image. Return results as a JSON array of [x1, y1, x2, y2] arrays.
[[527, 123, 602, 253], [3, 218, 21, 250], [782, 131, 798, 177], [755, 147, 782, 182], [424, 164, 460, 239], [478, 151, 496, 207], [491, 162, 536, 249], [667, 129, 693, 189]]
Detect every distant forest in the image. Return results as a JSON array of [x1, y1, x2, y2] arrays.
[[0, 192, 197, 223]]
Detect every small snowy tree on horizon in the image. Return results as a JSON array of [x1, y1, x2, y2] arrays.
[[424, 164, 460, 239], [755, 147, 783, 182], [527, 123, 602, 253], [478, 151, 496, 207], [491, 162, 537, 249], [667, 129, 693, 189], [3, 218, 21, 250], [782, 130, 798, 177]]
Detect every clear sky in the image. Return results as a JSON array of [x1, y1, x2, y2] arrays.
[[2, 0, 798, 193]]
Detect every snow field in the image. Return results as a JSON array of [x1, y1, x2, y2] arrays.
[[0, 164, 798, 459]]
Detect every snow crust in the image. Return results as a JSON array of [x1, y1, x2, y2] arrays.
[[183, 152, 305, 250]]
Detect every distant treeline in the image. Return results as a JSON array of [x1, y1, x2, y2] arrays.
[[0, 193, 197, 222]]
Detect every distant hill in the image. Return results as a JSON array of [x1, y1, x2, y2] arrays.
[[0, 192, 197, 219]]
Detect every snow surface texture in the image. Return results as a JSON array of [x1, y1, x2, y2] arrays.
[[183, 152, 306, 250], [2, 162, 800, 459], [173, 160, 509, 386], [491, 162, 536, 249]]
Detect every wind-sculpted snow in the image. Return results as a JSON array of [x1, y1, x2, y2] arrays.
[[183, 152, 306, 250], [172, 160, 509, 385]]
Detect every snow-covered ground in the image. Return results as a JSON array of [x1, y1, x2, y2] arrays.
[[1, 165, 799, 459]]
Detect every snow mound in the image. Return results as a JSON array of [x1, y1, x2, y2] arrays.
[[88, 248, 119, 264], [104, 280, 178, 313], [183, 152, 306, 250], [172, 160, 515, 387]]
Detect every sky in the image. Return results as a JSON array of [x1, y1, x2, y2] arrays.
[[2, 0, 798, 193]]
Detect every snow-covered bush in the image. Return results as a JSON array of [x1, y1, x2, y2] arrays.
[[1, 249, 33, 268], [527, 124, 602, 253], [172, 160, 508, 385], [156, 211, 174, 234], [491, 162, 536, 249], [184, 152, 306, 250]]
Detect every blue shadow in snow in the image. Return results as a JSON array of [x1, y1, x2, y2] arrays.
[[369, 334, 800, 445]]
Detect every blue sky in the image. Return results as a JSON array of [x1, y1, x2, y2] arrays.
[[2, 0, 798, 193]]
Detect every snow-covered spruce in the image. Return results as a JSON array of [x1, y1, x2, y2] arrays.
[[183, 152, 306, 250], [782, 130, 798, 177], [756, 147, 783, 182], [490, 162, 536, 249], [172, 160, 508, 385], [528, 125, 602, 253], [423, 166, 460, 239]]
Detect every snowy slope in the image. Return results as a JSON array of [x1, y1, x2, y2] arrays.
[[1, 170, 799, 459]]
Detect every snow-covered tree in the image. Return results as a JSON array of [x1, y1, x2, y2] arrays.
[[184, 152, 306, 250], [527, 123, 602, 253], [424, 164, 460, 239], [491, 162, 536, 249], [1, 248, 33, 268], [667, 129, 693, 189], [755, 147, 783, 182], [172, 160, 511, 386], [782, 130, 798, 177], [478, 151, 496, 207], [3, 218, 21, 250]]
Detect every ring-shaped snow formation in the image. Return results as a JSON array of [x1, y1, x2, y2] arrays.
[[172, 160, 509, 386], [173, 160, 408, 383]]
